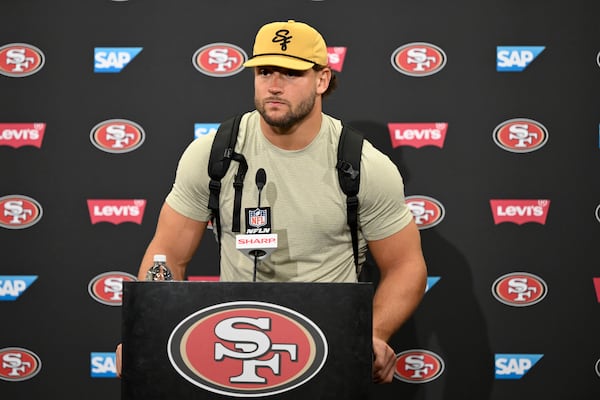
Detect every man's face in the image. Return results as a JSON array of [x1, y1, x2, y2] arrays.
[[253, 66, 324, 131]]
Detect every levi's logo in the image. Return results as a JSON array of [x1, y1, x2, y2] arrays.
[[593, 278, 600, 303], [87, 199, 146, 225], [327, 47, 347, 72], [388, 123, 448, 148], [490, 199, 550, 225], [0, 123, 46, 148]]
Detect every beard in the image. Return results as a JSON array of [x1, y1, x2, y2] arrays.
[[255, 94, 316, 131]]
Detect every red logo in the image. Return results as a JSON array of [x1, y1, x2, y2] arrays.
[[87, 271, 137, 306], [492, 272, 548, 307], [90, 119, 145, 153], [405, 195, 445, 230], [388, 123, 448, 148], [192, 43, 247, 77], [0, 195, 43, 229], [187, 276, 220, 282], [327, 47, 347, 72], [87, 199, 146, 225], [0, 347, 42, 381], [0, 43, 45, 77], [391, 43, 446, 77], [0, 123, 46, 148], [493, 119, 548, 153], [490, 199, 550, 225], [394, 349, 445, 383], [593, 278, 600, 303], [168, 301, 328, 397]]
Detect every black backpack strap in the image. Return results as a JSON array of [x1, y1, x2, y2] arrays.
[[336, 123, 364, 275], [207, 114, 245, 248]]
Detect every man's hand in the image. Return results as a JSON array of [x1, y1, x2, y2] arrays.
[[372, 336, 396, 383], [115, 343, 123, 378]]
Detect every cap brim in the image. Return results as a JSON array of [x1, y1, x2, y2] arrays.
[[243, 55, 314, 70]]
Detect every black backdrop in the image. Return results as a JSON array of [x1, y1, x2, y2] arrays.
[[1, 0, 599, 399]]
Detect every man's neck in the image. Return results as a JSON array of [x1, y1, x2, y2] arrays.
[[259, 110, 323, 151]]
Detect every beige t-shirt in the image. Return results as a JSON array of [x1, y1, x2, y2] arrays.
[[166, 111, 413, 282]]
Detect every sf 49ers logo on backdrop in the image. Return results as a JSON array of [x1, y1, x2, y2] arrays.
[[391, 43, 446, 77], [88, 271, 137, 306], [394, 349, 445, 383], [388, 122, 448, 148], [90, 119, 145, 153], [0, 195, 43, 229], [490, 199, 550, 225], [0, 347, 42, 381], [405, 195, 445, 230], [0, 123, 46, 148], [192, 43, 247, 77], [168, 301, 328, 397], [87, 199, 146, 225], [493, 118, 548, 153], [492, 272, 548, 307], [0, 43, 45, 77]]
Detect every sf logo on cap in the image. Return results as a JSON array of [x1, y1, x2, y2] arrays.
[[273, 30, 292, 51]]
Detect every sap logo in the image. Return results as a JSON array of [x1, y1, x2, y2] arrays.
[[90, 352, 117, 378], [94, 47, 142, 73], [0, 276, 37, 301], [497, 46, 545, 72], [495, 354, 543, 379], [425, 276, 440, 293], [194, 123, 220, 139]]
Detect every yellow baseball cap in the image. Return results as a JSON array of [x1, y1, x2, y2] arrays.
[[244, 20, 328, 70]]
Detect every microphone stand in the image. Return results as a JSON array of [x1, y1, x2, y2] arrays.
[[252, 169, 266, 282]]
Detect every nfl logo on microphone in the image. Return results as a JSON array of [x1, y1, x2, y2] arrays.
[[246, 207, 271, 234]]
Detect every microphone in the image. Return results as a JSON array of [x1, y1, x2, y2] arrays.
[[235, 168, 278, 281]]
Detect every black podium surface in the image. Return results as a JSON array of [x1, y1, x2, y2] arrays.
[[121, 281, 373, 399]]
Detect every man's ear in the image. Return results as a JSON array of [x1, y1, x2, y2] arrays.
[[316, 68, 331, 95]]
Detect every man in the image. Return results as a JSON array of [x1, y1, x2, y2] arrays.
[[117, 19, 427, 384]]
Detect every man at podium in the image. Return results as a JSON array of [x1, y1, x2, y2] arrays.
[[117, 19, 427, 385]]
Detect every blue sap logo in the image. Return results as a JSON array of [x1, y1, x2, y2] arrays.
[[194, 123, 220, 139], [425, 276, 440, 293], [94, 47, 143, 73], [496, 46, 545, 72], [495, 354, 543, 379], [0, 276, 38, 301], [91, 352, 117, 378]]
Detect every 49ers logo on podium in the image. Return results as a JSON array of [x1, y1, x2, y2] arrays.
[[168, 301, 328, 397]]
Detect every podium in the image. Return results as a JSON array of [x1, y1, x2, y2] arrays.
[[121, 281, 374, 399]]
